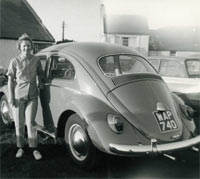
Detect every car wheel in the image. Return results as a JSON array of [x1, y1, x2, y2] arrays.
[[64, 114, 100, 170], [0, 95, 13, 126]]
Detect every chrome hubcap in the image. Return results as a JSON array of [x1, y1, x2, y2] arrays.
[[1, 100, 9, 123], [68, 124, 88, 161]]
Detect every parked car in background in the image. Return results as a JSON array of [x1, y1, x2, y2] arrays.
[[0, 43, 200, 169], [147, 56, 200, 118]]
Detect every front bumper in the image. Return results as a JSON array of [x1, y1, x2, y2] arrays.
[[109, 135, 200, 155]]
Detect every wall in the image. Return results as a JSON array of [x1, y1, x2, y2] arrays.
[[176, 51, 200, 57], [149, 50, 200, 57], [148, 51, 171, 57], [0, 39, 19, 68], [0, 39, 53, 69], [104, 34, 149, 56], [136, 35, 149, 56]]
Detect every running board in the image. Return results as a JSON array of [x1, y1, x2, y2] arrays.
[[36, 125, 56, 139]]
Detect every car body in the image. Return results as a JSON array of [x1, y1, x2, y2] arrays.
[[0, 66, 8, 87], [0, 42, 200, 169], [147, 56, 200, 117]]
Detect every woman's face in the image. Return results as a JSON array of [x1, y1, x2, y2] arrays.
[[19, 40, 32, 57]]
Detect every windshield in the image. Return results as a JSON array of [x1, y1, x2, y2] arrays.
[[99, 55, 156, 77], [186, 59, 200, 77], [159, 60, 186, 77]]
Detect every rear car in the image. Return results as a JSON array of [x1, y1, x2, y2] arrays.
[[148, 56, 200, 119]]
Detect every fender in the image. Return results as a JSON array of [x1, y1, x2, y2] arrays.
[[64, 94, 141, 154], [172, 93, 197, 136]]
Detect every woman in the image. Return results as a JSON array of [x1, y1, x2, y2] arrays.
[[7, 33, 43, 160]]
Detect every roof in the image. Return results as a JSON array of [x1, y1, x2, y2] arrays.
[[0, 0, 55, 42], [149, 26, 200, 52], [104, 15, 149, 35]]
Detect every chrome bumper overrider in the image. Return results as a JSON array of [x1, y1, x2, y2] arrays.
[[109, 135, 200, 155]]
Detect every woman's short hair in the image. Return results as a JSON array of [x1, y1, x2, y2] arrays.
[[17, 33, 33, 50]]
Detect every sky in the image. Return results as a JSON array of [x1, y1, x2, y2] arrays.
[[103, 0, 200, 29], [27, 0, 200, 41]]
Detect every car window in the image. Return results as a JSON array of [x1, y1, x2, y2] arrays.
[[159, 60, 185, 77], [99, 55, 156, 77], [148, 59, 160, 71], [186, 60, 200, 77], [99, 56, 115, 77], [50, 55, 75, 80], [38, 55, 47, 71]]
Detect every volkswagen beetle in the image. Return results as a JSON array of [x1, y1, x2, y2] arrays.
[[0, 42, 200, 169]]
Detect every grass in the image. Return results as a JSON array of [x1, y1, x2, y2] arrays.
[[0, 120, 199, 179]]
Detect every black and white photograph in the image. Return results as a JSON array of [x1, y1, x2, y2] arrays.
[[0, 0, 199, 178]]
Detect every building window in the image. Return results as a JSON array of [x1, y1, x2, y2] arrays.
[[122, 37, 129, 46], [170, 51, 176, 56]]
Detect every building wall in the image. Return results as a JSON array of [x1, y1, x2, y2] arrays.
[[176, 51, 200, 57], [149, 50, 200, 57], [33, 41, 54, 53], [136, 36, 149, 56], [0, 39, 19, 68], [149, 51, 171, 57], [0, 39, 53, 69], [104, 34, 149, 56]]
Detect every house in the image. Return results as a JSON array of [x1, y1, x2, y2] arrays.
[[104, 15, 150, 56], [149, 26, 200, 57], [0, 0, 55, 68]]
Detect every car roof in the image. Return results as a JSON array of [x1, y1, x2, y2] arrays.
[[38, 42, 149, 90], [39, 42, 143, 64]]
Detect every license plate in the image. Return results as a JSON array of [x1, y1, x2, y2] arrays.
[[153, 110, 178, 132]]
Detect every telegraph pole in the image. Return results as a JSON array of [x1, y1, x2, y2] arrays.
[[62, 21, 66, 41]]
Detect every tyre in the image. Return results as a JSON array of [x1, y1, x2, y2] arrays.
[[64, 114, 101, 170], [0, 95, 13, 126]]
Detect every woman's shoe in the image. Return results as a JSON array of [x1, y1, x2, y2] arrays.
[[16, 148, 24, 158], [33, 150, 42, 160]]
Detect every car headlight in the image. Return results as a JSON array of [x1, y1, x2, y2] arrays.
[[107, 114, 123, 134], [180, 104, 194, 119]]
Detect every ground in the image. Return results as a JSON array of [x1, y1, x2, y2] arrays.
[[0, 121, 199, 179]]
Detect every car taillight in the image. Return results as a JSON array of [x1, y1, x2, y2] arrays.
[[107, 114, 123, 134]]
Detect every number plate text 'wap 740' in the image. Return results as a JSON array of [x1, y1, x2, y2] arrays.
[[153, 110, 178, 132]]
